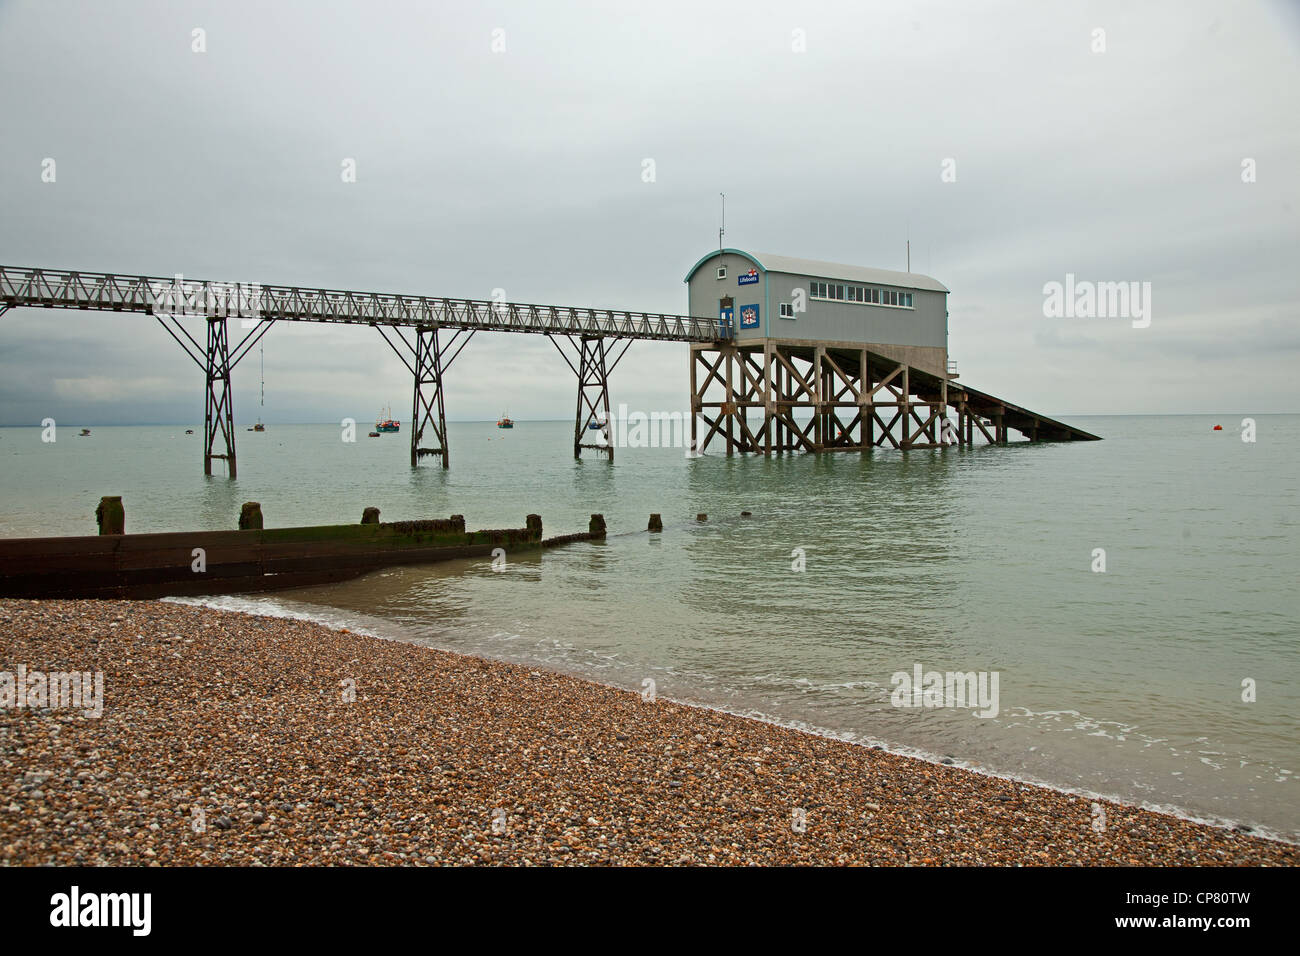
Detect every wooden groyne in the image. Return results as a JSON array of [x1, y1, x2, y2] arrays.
[[0, 501, 606, 600]]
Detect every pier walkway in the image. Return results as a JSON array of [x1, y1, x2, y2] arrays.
[[0, 264, 1097, 474]]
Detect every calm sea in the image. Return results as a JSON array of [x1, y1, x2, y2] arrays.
[[2, 415, 1297, 840]]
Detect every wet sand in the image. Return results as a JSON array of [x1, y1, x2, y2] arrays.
[[1, 598, 1294, 866]]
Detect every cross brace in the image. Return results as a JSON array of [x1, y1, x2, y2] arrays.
[[687, 342, 1068, 456], [375, 324, 474, 468], [548, 334, 631, 460]]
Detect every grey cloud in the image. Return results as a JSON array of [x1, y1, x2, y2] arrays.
[[1, 0, 1297, 425]]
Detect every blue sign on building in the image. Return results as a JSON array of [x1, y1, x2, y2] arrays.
[[739, 304, 760, 329], [738, 268, 760, 286]]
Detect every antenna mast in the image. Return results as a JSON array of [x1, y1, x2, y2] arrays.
[[719, 192, 726, 251]]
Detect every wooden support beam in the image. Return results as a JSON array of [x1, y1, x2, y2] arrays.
[[725, 348, 735, 455], [763, 345, 773, 456], [873, 408, 903, 449]]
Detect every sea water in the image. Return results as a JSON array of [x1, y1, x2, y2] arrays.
[[2, 415, 1296, 839]]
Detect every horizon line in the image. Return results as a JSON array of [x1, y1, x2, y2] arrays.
[[1, 412, 1296, 428]]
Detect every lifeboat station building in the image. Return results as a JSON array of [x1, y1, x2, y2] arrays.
[[683, 248, 1094, 453]]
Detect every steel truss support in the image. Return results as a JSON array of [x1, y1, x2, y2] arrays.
[[411, 327, 449, 468], [548, 334, 631, 461], [153, 313, 276, 477], [375, 324, 474, 468], [203, 318, 237, 477]]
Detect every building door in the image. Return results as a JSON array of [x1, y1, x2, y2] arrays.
[[719, 296, 734, 337]]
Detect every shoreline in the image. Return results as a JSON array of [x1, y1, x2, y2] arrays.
[[173, 593, 1298, 847], [2, 597, 1295, 866]]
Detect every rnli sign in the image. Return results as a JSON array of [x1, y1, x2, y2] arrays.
[[737, 268, 759, 286], [739, 304, 760, 329]]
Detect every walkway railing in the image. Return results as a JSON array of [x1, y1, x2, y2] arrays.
[[0, 266, 728, 343]]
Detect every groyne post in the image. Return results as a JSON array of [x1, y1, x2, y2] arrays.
[[361, 507, 380, 524], [95, 496, 124, 535], [239, 502, 264, 530]]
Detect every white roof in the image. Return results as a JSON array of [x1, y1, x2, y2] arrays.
[[748, 251, 948, 293]]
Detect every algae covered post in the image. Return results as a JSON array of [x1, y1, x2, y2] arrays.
[[95, 496, 124, 535]]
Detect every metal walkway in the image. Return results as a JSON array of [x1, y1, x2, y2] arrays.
[[0, 264, 728, 474], [0, 266, 720, 341]]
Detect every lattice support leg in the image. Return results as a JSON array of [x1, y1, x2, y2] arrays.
[[574, 336, 613, 460], [204, 317, 236, 478], [412, 325, 449, 468]]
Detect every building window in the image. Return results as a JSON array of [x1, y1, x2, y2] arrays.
[[807, 280, 915, 308], [779, 302, 794, 319], [716, 266, 727, 280]]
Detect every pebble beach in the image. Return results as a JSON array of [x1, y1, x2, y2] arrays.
[[1, 598, 1294, 866]]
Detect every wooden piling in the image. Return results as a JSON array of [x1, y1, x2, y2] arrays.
[[95, 496, 124, 535], [238, 502, 264, 530]]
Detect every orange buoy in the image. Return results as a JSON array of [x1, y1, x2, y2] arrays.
[[1213, 425, 1223, 430]]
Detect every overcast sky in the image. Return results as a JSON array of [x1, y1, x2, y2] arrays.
[[1, 0, 1297, 425]]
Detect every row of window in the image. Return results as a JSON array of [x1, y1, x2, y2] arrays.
[[714, 265, 916, 312], [808, 280, 913, 308]]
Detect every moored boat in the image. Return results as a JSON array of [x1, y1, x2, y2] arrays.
[[376, 404, 400, 432]]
